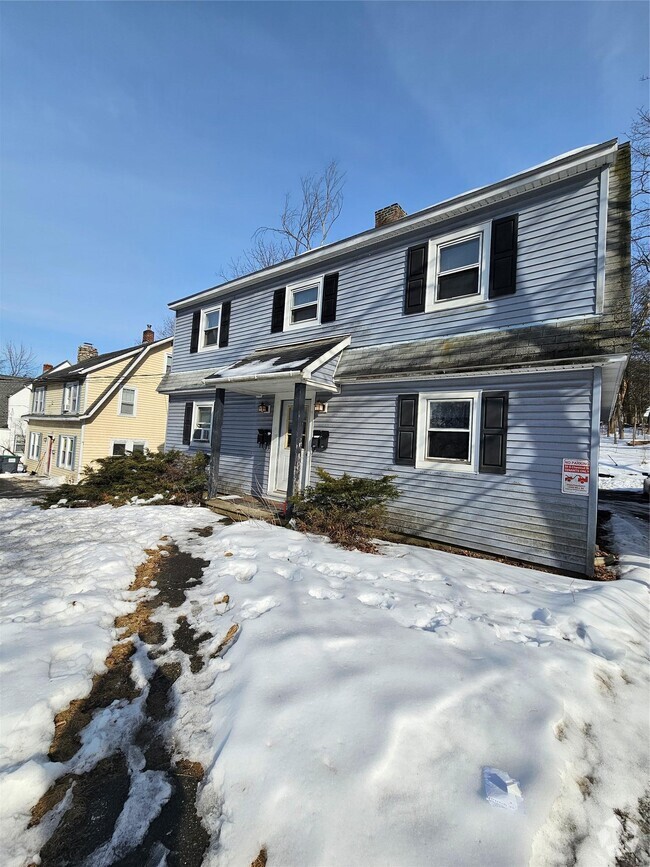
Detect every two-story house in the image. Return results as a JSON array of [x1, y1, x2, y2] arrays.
[[0, 375, 32, 457], [159, 141, 631, 576], [23, 327, 173, 481]]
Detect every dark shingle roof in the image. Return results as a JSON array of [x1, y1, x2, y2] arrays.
[[35, 338, 171, 382], [0, 376, 30, 427]]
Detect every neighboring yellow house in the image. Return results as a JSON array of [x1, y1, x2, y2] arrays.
[[22, 328, 173, 482]]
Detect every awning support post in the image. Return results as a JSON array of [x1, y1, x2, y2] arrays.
[[208, 388, 226, 499], [285, 381, 307, 515]]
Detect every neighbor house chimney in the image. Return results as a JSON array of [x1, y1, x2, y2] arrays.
[[42, 363, 54, 374], [142, 325, 155, 344], [77, 343, 99, 363], [375, 203, 407, 228]]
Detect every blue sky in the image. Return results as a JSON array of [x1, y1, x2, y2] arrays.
[[1, 1, 648, 366]]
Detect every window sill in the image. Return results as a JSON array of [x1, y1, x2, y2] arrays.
[[426, 295, 488, 313], [414, 458, 477, 473]]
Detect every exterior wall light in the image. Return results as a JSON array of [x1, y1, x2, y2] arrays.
[[257, 402, 271, 414], [314, 400, 328, 413]]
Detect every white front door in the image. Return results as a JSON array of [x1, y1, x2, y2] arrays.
[[273, 399, 312, 495]]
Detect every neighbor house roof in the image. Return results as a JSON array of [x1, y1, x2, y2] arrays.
[[169, 139, 619, 311], [35, 342, 164, 382], [0, 376, 31, 428]]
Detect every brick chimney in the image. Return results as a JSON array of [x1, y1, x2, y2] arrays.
[[77, 343, 99, 363], [375, 203, 407, 228], [42, 363, 54, 374], [142, 325, 155, 344]]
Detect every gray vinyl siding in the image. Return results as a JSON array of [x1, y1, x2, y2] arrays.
[[171, 171, 601, 374], [308, 369, 595, 574], [166, 391, 274, 496], [310, 355, 340, 386]]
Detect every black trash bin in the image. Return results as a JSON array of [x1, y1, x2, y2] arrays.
[[0, 455, 19, 473]]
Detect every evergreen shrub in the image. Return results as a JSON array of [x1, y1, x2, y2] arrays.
[[290, 468, 399, 552], [40, 450, 208, 509]]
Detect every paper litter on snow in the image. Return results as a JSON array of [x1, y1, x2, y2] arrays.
[[483, 767, 524, 812]]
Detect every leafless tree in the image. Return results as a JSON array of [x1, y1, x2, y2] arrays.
[[615, 108, 650, 434], [223, 160, 345, 279], [0, 341, 37, 377], [156, 313, 176, 339]]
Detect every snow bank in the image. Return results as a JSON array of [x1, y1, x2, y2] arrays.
[[160, 519, 650, 867], [0, 501, 218, 867], [599, 433, 649, 491]]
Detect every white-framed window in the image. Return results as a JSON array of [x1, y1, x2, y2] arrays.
[[192, 404, 212, 443], [118, 387, 137, 416], [200, 305, 222, 350], [427, 222, 491, 310], [57, 435, 76, 470], [32, 387, 46, 414], [416, 391, 479, 472], [164, 353, 173, 374], [284, 276, 323, 329], [62, 381, 80, 413], [112, 440, 146, 456], [28, 431, 41, 460], [14, 434, 26, 454]]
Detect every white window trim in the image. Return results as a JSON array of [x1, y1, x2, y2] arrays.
[[57, 435, 76, 471], [118, 386, 138, 417], [164, 352, 173, 373], [284, 275, 324, 331], [62, 381, 80, 414], [415, 390, 480, 472], [192, 403, 212, 444], [28, 431, 41, 460], [198, 304, 222, 352], [33, 386, 46, 414], [426, 221, 491, 312], [111, 439, 147, 456]]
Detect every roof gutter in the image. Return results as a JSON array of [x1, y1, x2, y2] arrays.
[[169, 139, 618, 311]]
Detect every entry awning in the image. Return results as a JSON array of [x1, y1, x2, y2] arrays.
[[202, 335, 351, 394]]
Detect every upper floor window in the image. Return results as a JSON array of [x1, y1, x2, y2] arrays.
[[285, 277, 323, 329], [429, 223, 490, 309], [193, 405, 212, 443], [201, 305, 221, 349], [32, 387, 46, 414], [62, 381, 80, 413], [119, 387, 137, 416], [165, 353, 173, 374]]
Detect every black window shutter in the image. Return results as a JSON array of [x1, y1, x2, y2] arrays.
[[404, 244, 428, 314], [218, 300, 231, 347], [271, 287, 286, 333], [190, 311, 201, 353], [321, 273, 339, 323], [489, 215, 518, 298], [479, 392, 509, 474], [182, 402, 193, 446], [395, 394, 418, 466]]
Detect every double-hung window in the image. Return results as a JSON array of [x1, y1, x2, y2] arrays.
[[57, 435, 75, 470], [28, 432, 41, 460], [416, 392, 479, 471], [201, 306, 221, 349], [119, 387, 137, 416], [32, 387, 46, 414], [192, 405, 212, 443], [285, 277, 323, 328], [428, 223, 490, 309], [112, 440, 146, 456], [62, 381, 80, 413]]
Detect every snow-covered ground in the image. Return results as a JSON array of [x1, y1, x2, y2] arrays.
[[599, 431, 650, 491], [1, 499, 648, 866]]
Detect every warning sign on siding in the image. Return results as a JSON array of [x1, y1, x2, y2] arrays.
[[562, 459, 590, 496]]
